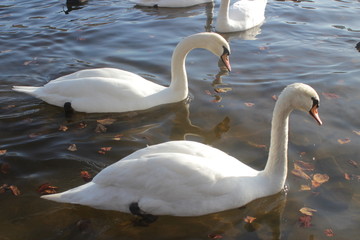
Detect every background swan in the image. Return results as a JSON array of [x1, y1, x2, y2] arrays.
[[130, 0, 213, 8], [13, 32, 231, 113], [216, 0, 268, 33], [41, 83, 322, 218]]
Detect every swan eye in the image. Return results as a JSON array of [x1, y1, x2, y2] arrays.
[[222, 46, 230, 55], [311, 97, 319, 108]]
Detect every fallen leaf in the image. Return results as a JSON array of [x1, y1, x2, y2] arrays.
[[208, 233, 223, 239], [337, 138, 351, 144], [294, 160, 315, 171], [77, 122, 88, 129], [291, 168, 311, 180], [244, 102, 255, 107], [347, 160, 358, 168], [37, 183, 58, 195], [324, 228, 334, 237], [0, 150, 7, 155], [214, 87, 232, 93], [100, 147, 112, 152], [95, 123, 107, 133], [9, 185, 21, 196], [299, 207, 317, 216], [352, 130, 360, 136], [0, 184, 8, 194], [322, 92, 340, 99], [58, 125, 68, 132], [67, 144, 77, 152], [80, 171, 93, 182], [300, 184, 311, 191], [344, 172, 351, 180], [313, 173, 330, 184], [113, 134, 123, 141], [272, 95, 278, 101], [97, 118, 116, 125], [299, 215, 312, 228], [211, 95, 222, 103], [244, 216, 256, 223], [1, 162, 10, 174]]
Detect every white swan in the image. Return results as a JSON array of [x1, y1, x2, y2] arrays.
[[13, 32, 231, 113], [130, 0, 212, 8], [41, 83, 322, 218], [216, 0, 267, 33]]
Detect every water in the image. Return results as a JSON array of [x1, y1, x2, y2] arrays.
[[0, 0, 359, 239]]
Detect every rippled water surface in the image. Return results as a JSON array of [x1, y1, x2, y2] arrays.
[[1, 0, 359, 239]]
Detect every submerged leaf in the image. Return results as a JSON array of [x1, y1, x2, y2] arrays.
[[80, 171, 93, 182], [300, 184, 311, 191], [299, 215, 312, 228], [291, 168, 311, 180], [244, 216, 256, 223], [37, 183, 58, 195], [214, 87, 232, 93], [337, 138, 351, 144], [9, 185, 21, 196], [97, 118, 116, 125], [294, 160, 315, 171], [313, 173, 329, 184]]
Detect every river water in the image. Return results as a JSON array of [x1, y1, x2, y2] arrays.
[[0, 0, 359, 239]]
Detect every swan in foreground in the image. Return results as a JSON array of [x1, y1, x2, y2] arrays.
[[130, 0, 212, 8], [216, 0, 267, 32], [42, 83, 322, 220], [13, 32, 231, 113]]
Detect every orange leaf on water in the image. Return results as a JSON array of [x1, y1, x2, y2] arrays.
[[312, 173, 329, 188], [58, 125, 68, 132], [300, 184, 311, 191], [324, 228, 335, 237], [244, 102, 255, 107], [299, 207, 317, 216], [244, 216, 256, 223], [272, 95, 278, 101], [337, 138, 351, 144], [294, 160, 315, 171], [67, 144, 77, 152], [100, 147, 112, 152], [80, 171, 93, 182], [352, 130, 360, 136], [37, 183, 58, 195], [344, 173, 351, 180], [113, 134, 123, 141], [9, 185, 21, 196], [97, 118, 116, 125], [0, 150, 7, 155], [291, 168, 311, 180]]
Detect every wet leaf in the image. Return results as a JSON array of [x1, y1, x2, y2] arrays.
[[97, 118, 116, 125], [113, 134, 123, 141], [313, 173, 330, 184], [95, 123, 107, 133], [77, 122, 88, 129], [322, 92, 340, 99], [37, 183, 58, 195], [344, 172, 351, 180], [347, 160, 358, 168], [214, 87, 232, 93], [100, 147, 112, 152], [9, 185, 21, 196], [272, 95, 278, 101], [1, 162, 10, 174], [0, 184, 8, 194], [208, 233, 223, 239], [80, 171, 93, 182], [324, 228, 334, 237], [299, 207, 317, 216], [0, 149, 7, 155], [294, 160, 315, 171], [211, 95, 222, 103], [244, 216, 256, 223], [337, 138, 351, 144], [58, 125, 68, 132], [291, 168, 311, 180], [244, 102, 255, 107], [352, 130, 360, 136], [67, 144, 77, 152], [299, 215, 312, 228], [300, 184, 311, 191]]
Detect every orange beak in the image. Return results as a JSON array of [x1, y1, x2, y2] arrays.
[[309, 105, 322, 125]]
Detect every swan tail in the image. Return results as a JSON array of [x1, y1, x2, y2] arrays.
[[12, 86, 41, 96]]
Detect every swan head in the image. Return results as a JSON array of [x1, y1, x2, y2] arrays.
[[185, 32, 231, 72], [280, 83, 322, 125]]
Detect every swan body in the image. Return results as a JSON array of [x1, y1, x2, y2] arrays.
[[216, 0, 267, 33], [130, 0, 212, 8], [42, 83, 322, 217], [13, 32, 231, 113]]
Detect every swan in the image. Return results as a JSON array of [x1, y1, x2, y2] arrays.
[[13, 32, 231, 113], [216, 0, 267, 33], [130, 0, 213, 8], [41, 83, 322, 220]]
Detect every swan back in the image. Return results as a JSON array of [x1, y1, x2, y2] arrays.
[[130, 0, 212, 7]]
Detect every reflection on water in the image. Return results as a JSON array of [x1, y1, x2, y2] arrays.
[[1, 0, 360, 239]]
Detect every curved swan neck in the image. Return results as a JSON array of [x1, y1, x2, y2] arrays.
[[263, 96, 293, 188], [217, 0, 231, 29]]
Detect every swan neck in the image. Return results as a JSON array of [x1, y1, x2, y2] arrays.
[[264, 98, 292, 188], [169, 39, 192, 101], [218, 0, 230, 23]]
